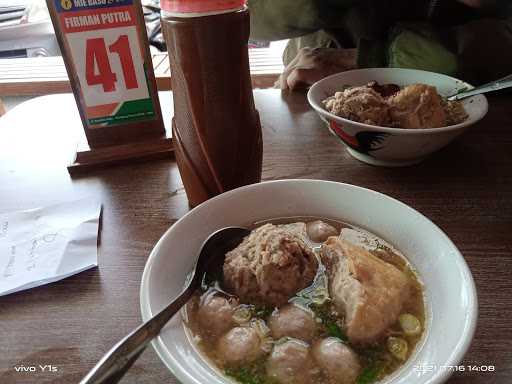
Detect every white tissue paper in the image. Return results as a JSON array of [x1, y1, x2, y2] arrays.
[[0, 198, 101, 296]]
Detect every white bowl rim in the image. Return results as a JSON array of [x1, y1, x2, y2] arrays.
[[140, 179, 479, 384], [307, 68, 489, 134]]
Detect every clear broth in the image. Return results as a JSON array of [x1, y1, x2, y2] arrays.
[[185, 217, 426, 384]]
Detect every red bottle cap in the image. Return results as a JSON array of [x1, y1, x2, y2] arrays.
[[161, 0, 245, 14]]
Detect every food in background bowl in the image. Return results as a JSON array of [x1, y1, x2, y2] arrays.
[[323, 82, 468, 129], [185, 218, 425, 384], [307, 68, 488, 166]]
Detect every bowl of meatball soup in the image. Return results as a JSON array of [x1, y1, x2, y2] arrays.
[[140, 179, 477, 384]]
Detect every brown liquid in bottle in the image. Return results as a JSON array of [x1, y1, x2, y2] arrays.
[[162, 8, 263, 207]]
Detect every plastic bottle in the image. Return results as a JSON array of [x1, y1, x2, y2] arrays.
[[161, 0, 263, 206]]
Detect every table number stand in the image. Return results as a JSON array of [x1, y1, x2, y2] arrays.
[[46, 0, 172, 174]]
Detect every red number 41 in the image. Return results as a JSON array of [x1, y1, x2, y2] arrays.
[[85, 35, 138, 92]]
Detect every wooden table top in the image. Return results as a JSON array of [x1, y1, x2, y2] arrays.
[[0, 90, 510, 384]]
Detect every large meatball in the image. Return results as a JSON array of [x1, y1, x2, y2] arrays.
[[312, 338, 361, 384], [269, 304, 316, 342], [223, 224, 318, 306], [197, 293, 237, 337], [217, 326, 263, 365], [266, 339, 312, 384]]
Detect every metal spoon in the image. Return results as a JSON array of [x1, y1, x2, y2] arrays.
[[447, 73, 512, 100], [79, 226, 250, 384]]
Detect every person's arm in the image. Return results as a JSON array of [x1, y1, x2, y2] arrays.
[[365, 15, 512, 85], [266, 0, 512, 89], [360, 1, 512, 84], [247, 0, 357, 41], [277, 47, 357, 90], [375, 25, 459, 76], [247, 0, 324, 41]]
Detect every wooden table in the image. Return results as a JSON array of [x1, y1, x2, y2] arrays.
[[0, 90, 510, 384]]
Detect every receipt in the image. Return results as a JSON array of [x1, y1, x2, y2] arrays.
[[0, 198, 101, 296]]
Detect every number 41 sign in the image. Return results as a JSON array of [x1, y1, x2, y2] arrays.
[[46, 0, 171, 171]]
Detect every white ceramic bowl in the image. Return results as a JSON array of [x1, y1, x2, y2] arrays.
[[140, 179, 477, 384], [307, 68, 488, 166]]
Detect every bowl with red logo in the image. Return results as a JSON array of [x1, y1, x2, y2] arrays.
[[307, 68, 488, 167]]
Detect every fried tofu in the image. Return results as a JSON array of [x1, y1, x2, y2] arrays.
[[320, 237, 410, 344]]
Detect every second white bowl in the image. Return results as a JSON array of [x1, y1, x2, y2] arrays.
[[307, 68, 488, 166]]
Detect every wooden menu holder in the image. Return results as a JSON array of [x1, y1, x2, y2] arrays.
[[46, 0, 172, 174]]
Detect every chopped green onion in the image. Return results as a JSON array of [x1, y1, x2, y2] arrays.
[[356, 364, 380, 384], [387, 336, 408, 361], [233, 305, 252, 324], [253, 305, 274, 319], [251, 318, 271, 338], [398, 313, 422, 336], [225, 367, 264, 384], [225, 362, 279, 384], [326, 322, 348, 341]]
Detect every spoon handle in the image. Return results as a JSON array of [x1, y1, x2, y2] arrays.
[[448, 74, 512, 100], [79, 283, 195, 384]]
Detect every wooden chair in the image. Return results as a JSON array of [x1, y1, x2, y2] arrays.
[[0, 48, 284, 97]]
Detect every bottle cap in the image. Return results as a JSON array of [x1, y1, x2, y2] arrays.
[[161, 0, 245, 14]]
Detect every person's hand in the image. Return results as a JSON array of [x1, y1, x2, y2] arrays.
[[277, 47, 357, 91]]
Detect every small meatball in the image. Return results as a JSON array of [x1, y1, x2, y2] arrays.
[[224, 223, 318, 306], [197, 293, 237, 337], [266, 339, 312, 384], [269, 304, 316, 342], [306, 220, 338, 243], [312, 338, 361, 384], [217, 326, 263, 365]]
